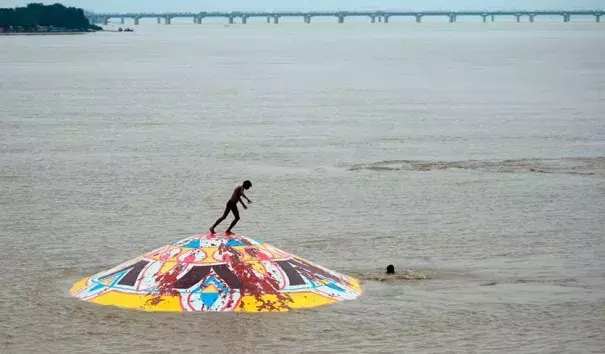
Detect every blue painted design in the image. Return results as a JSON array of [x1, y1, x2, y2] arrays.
[[182, 239, 201, 249], [202, 277, 229, 293], [226, 239, 245, 247], [327, 282, 345, 292], [96, 270, 127, 287], [201, 293, 219, 307], [90, 283, 105, 292]]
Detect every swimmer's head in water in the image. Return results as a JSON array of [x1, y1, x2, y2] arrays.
[[243, 180, 252, 190], [386, 264, 395, 274]]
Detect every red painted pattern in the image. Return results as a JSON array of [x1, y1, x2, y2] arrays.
[[217, 243, 293, 311], [145, 234, 295, 311], [145, 263, 187, 307]]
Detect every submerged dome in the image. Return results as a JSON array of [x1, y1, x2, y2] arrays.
[[70, 232, 362, 312]]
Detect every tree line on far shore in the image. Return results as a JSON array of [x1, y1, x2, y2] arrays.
[[0, 3, 101, 31]]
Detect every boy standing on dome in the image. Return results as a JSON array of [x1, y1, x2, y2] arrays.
[[209, 181, 253, 234]]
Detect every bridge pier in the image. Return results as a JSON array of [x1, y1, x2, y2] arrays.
[[449, 14, 457, 23], [416, 15, 423, 23], [165, 17, 171, 25], [482, 15, 488, 23], [242, 16, 248, 24], [134, 18, 140, 26], [491, 15, 495, 22], [384, 15, 390, 23], [120, 18, 125, 25], [273, 16, 279, 24], [157, 17, 161, 24], [597, 14, 602, 22], [228, 16, 234, 24], [562, 14, 570, 22], [529, 15, 535, 23], [338, 15, 345, 24], [370, 15, 376, 23], [515, 14, 521, 22], [103, 18, 109, 26], [304, 15, 311, 24]]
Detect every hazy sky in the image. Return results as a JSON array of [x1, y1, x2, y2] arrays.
[[3, 1, 604, 12]]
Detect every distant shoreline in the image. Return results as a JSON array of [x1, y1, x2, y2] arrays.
[[0, 32, 90, 36]]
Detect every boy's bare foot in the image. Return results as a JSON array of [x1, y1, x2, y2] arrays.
[[209, 228, 215, 234], [225, 230, 234, 235]]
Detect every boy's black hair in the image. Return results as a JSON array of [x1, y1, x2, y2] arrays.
[[386, 264, 395, 274], [243, 180, 252, 189]]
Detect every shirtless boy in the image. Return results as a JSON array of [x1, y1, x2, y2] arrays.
[[209, 180, 252, 234]]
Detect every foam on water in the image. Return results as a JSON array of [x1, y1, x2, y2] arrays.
[[350, 157, 605, 175]]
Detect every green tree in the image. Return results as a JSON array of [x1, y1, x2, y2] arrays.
[[0, 2, 100, 31]]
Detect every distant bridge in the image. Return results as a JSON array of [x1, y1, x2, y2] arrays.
[[88, 10, 604, 26]]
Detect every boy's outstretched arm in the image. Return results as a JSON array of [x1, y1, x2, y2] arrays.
[[239, 197, 248, 209], [242, 191, 252, 204]]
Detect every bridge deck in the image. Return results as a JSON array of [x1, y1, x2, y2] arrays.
[[91, 10, 604, 16], [88, 10, 604, 24]]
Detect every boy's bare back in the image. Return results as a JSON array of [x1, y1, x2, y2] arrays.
[[229, 186, 244, 204]]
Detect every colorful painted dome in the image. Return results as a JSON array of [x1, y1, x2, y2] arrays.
[[70, 233, 362, 312]]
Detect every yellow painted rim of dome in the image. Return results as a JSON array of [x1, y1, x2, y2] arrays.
[[70, 276, 361, 312]]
